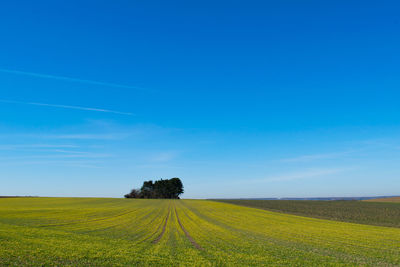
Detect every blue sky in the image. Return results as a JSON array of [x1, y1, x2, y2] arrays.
[[0, 0, 399, 198]]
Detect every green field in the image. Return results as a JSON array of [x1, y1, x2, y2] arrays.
[[1, 198, 400, 266], [215, 199, 400, 228], [365, 197, 400, 203]]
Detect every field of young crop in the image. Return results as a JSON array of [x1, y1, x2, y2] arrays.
[[215, 199, 400, 228], [1, 198, 400, 266], [365, 197, 400, 203]]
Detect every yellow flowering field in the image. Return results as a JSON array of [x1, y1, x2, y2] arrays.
[[0, 198, 399, 266]]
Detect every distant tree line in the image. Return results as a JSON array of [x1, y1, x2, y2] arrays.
[[124, 178, 184, 199]]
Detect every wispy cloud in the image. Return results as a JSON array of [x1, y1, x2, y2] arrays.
[[233, 168, 351, 185], [0, 68, 146, 91], [0, 133, 130, 140], [0, 152, 112, 160], [264, 168, 347, 182], [0, 160, 104, 168], [135, 164, 183, 169], [280, 151, 353, 163], [46, 133, 128, 140], [361, 138, 400, 150], [0, 144, 79, 150], [0, 99, 134, 116], [150, 151, 180, 162]]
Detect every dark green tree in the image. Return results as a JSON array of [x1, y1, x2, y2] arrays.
[[169, 177, 184, 199], [125, 178, 184, 199], [140, 180, 154, 198]]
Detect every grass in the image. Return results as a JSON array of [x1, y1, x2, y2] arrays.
[[1, 198, 400, 266], [214, 199, 400, 228]]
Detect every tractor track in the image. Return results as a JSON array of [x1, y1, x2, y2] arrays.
[[152, 208, 170, 244], [174, 207, 203, 250], [37, 209, 138, 228]]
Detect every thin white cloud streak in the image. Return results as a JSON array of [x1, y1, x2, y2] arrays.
[[264, 168, 347, 182], [150, 151, 180, 162], [0, 153, 112, 160], [230, 168, 351, 185], [280, 151, 353, 163], [46, 149, 88, 154], [135, 164, 183, 169], [0, 99, 134, 116], [0, 68, 146, 91], [30, 102, 134, 116], [361, 139, 400, 150], [4, 149, 95, 154], [0, 160, 103, 168], [0, 144, 79, 150], [46, 133, 128, 140], [0, 133, 129, 140]]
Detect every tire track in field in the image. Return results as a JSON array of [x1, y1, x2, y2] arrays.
[[135, 205, 168, 243], [152, 207, 170, 244], [174, 207, 203, 250], [37, 209, 138, 228], [83, 206, 161, 235]]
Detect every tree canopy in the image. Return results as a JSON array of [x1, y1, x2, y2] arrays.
[[124, 178, 184, 199]]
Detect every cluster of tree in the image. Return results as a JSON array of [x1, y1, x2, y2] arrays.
[[124, 177, 184, 199]]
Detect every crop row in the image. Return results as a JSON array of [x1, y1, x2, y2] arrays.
[[215, 199, 400, 228]]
